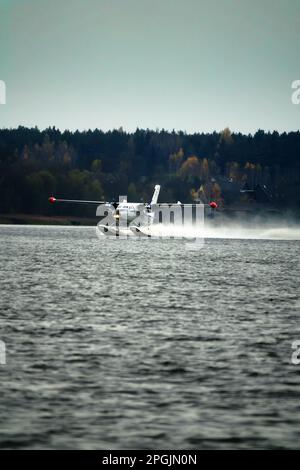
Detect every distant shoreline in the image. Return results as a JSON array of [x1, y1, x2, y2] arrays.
[[1, 210, 300, 227], [0, 213, 97, 226]]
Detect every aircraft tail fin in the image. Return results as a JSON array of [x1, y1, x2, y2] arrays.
[[151, 185, 160, 205]]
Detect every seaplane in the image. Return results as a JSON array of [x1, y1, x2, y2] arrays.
[[48, 185, 218, 237]]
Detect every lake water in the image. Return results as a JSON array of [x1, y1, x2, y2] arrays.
[[0, 225, 300, 449]]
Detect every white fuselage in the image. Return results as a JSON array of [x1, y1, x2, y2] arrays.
[[115, 203, 141, 222]]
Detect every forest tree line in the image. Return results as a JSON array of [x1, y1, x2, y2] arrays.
[[0, 126, 299, 216]]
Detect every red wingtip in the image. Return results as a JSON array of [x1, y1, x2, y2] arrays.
[[48, 196, 56, 204], [209, 201, 218, 209]]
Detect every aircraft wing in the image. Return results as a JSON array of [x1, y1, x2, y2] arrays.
[[49, 197, 115, 205]]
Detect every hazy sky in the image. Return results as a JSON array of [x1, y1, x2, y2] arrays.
[[0, 0, 299, 133]]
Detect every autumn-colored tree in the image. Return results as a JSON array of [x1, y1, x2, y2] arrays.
[[196, 183, 211, 204], [214, 127, 234, 172], [179, 156, 201, 179], [211, 182, 222, 204], [245, 162, 256, 187], [201, 158, 210, 181], [169, 148, 184, 173], [221, 127, 233, 145]]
